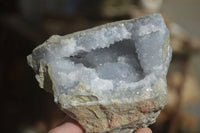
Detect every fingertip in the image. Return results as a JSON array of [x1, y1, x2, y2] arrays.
[[135, 127, 152, 133], [49, 122, 84, 133]]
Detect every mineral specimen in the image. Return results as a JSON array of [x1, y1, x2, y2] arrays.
[[27, 13, 172, 133]]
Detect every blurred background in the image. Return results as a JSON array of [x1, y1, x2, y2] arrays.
[[1, 0, 200, 133]]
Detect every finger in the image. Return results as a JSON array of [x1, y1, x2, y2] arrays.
[[49, 122, 84, 133], [135, 127, 152, 133]]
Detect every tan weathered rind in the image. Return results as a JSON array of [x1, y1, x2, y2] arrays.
[[63, 95, 167, 133]]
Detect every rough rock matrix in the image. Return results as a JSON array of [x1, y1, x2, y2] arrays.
[[27, 13, 172, 133]]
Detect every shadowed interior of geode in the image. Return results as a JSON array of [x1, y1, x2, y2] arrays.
[[67, 39, 144, 83]]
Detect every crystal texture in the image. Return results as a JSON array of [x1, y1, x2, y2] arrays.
[[27, 13, 172, 133]]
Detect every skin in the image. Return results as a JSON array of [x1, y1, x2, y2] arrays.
[[49, 122, 152, 133]]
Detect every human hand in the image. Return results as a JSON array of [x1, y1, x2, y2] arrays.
[[49, 121, 152, 133]]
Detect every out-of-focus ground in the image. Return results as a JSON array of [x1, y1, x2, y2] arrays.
[[162, 0, 200, 37], [1, 0, 200, 133]]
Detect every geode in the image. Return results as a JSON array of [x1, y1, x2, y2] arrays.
[[27, 13, 172, 133]]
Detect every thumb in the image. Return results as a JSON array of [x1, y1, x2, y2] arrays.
[[135, 127, 152, 133]]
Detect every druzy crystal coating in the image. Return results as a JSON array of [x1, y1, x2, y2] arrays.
[[27, 14, 172, 133]]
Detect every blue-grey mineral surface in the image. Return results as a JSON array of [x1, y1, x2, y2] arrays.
[[27, 13, 172, 133]]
